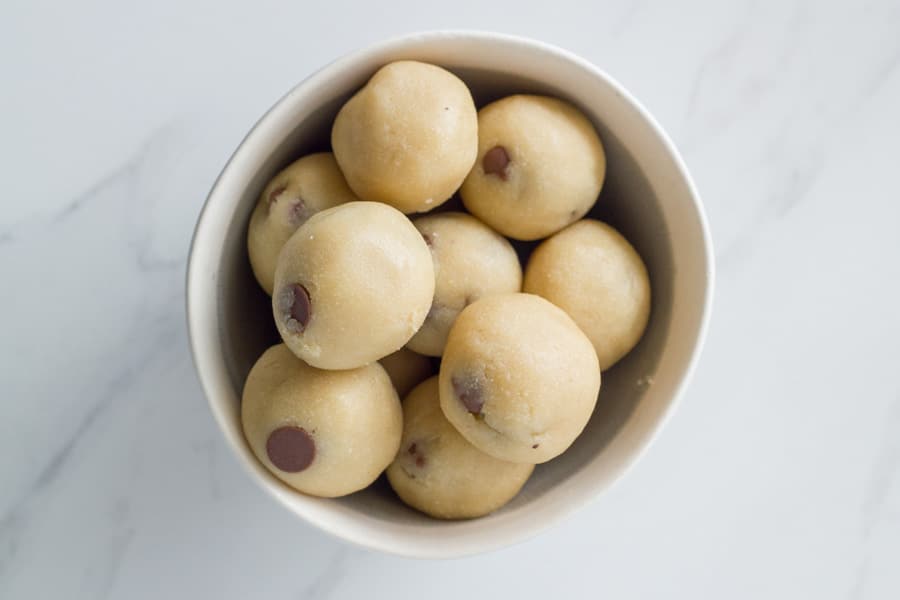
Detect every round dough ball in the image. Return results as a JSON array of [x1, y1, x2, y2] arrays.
[[524, 220, 651, 371], [439, 293, 600, 463], [331, 61, 478, 214], [241, 344, 402, 497], [387, 377, 534, 519], [380, 348, 433, 398], [406, 212, 522, 356], [460, 95, 606, 241], [248, 153, 359, 295], [273, 201, 435, 370]]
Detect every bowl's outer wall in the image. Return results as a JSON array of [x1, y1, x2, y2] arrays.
[[187, 31, 713, 558]]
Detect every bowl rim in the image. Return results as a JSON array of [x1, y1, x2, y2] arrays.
[[186, 29, 715, 558]]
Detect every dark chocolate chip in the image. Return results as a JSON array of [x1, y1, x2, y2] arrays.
[[266, 426, 315, 472], [532, 443, 540, 449], [482, 146, 510, 180], [287, 198, 309, 226], [452, 375, 484, 414], [407, 441, 426, 468], [267, 184, 287, 211], [278, 283, 311, 333]]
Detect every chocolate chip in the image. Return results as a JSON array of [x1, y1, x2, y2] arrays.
[[452, 375, 484, 414], [278, 283, 311, 333], [287, 198, 309, 226], [482, 146, 510, 180], [532, 443, 540, 449], [406, 442, 426, 468], [267, 184, 287, 211], [266, 426, 315, 472]]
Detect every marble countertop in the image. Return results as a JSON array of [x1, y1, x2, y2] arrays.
[[3, 0, 899, 598]]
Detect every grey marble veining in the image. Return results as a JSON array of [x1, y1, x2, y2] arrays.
[[2, 0, 899, 598]]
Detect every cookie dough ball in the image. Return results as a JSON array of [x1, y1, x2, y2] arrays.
[[248, 153, 359, 295], [331, 61, 478, 214], [273, 201, 434, 370], [380, 348, 433, 398], [460, 95, 606, 240], [524, 220, 651, 371], [241, 344, 402, 497], [406, 212, 522, 356], [387, 377, 534, 519], [439, 293, 600, 463]]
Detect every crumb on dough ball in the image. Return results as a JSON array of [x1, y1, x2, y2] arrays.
[[248, 152, 359, 295], [406, 212, 522, 356], [331, 61, 478, 214], [241, 344, 402, 498], [524, 220, 651, 371], [387, 376, 534, 519], [460, 95, 606, 241], [439, 293, 600, 464], [273, 201, 435, 370], [380, 348, 434, 399]]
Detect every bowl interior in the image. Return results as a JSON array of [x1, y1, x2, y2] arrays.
[[190, 32, 711, 558]]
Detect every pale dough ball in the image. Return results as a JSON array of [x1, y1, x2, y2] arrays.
[[241, 344, 402, 498], [406, 212, 522, 356], [387, 377, 534, 519], [439, 293, 600, 463], [460, 95, 606, 241], [248, 153, 359, 295], [331, 61, 478, 214], [273, 201, 435, 370], [524, 220, 651, 371], [380, 348, 433, 398]]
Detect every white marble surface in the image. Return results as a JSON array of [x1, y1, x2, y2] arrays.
[[2, 0, 899, 597]]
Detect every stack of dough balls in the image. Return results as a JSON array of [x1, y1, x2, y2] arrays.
[[239, 60, 652, 519]]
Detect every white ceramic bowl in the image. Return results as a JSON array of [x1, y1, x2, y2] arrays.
[[187, 30, 714, 558]]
